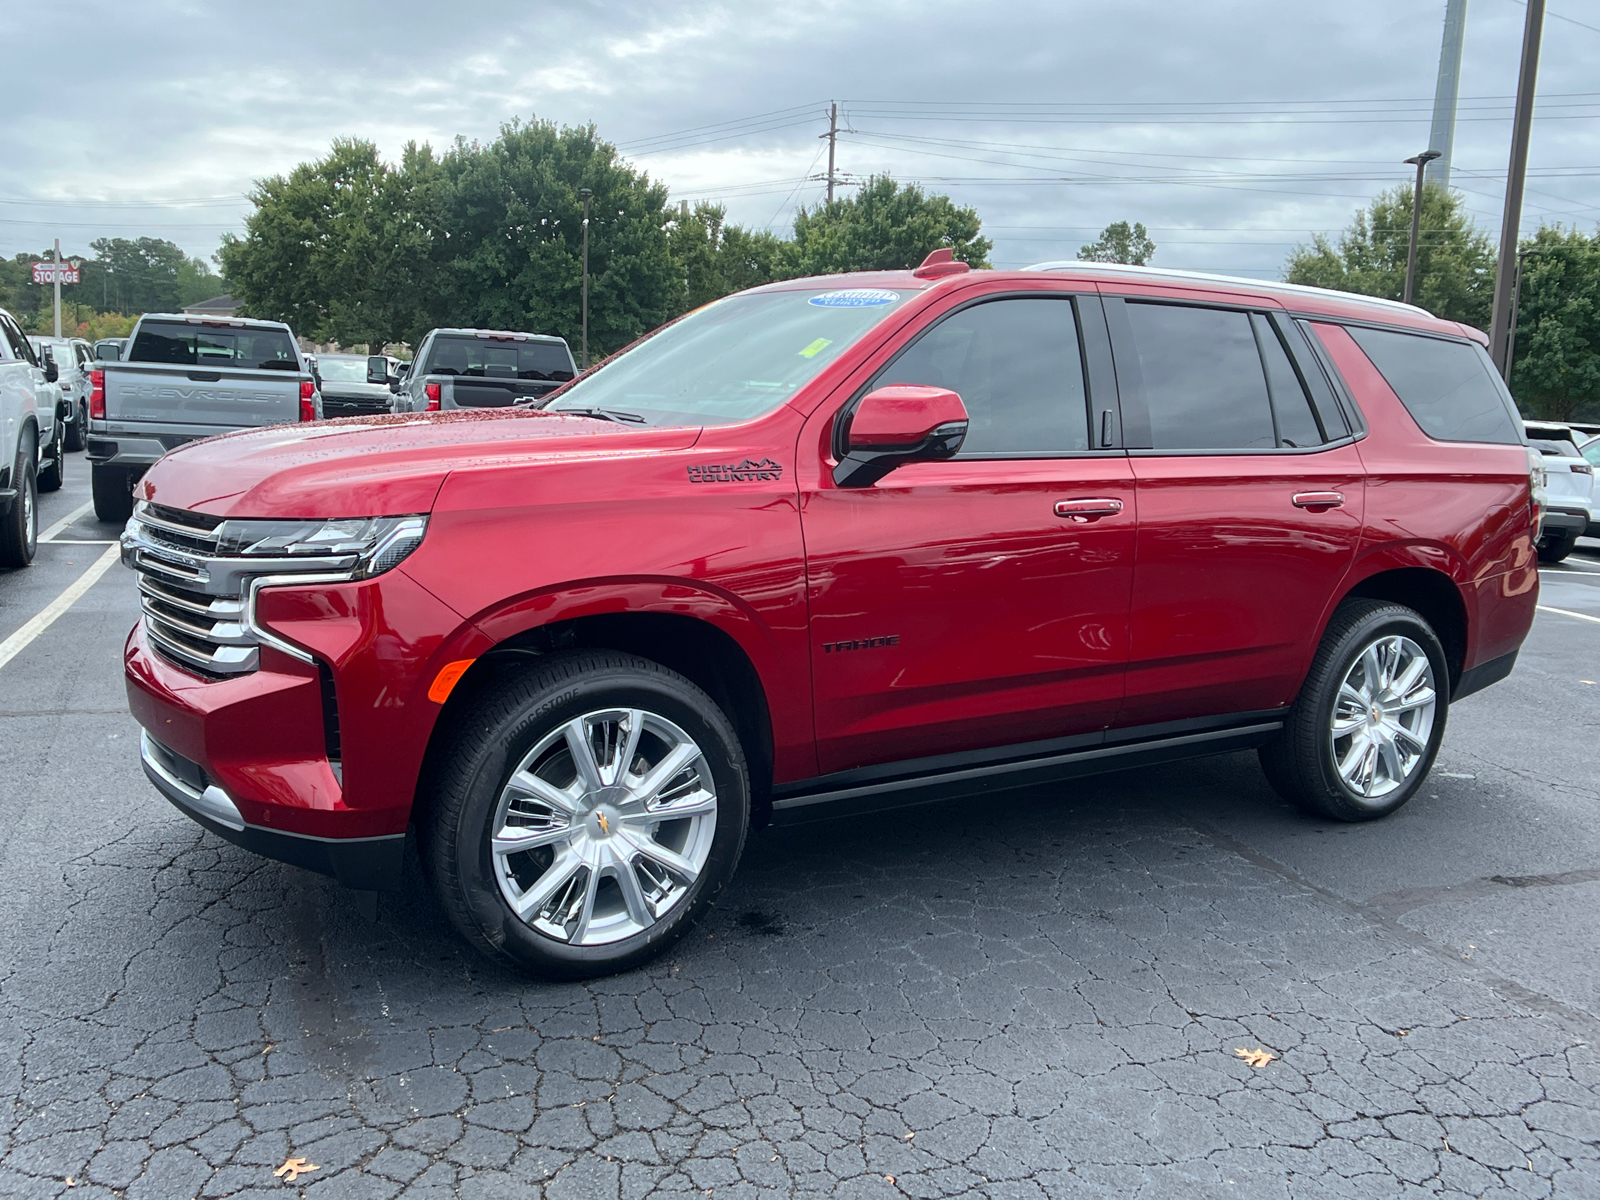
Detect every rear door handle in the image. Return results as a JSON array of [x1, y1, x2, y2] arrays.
[[1055, 497, 1125, 522], [1292, 491, 1344, 509]]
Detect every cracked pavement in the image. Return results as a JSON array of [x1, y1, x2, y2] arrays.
[[2, 462, 1598, 1199]]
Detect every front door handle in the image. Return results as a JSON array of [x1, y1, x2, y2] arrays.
[[1292, 491, 1345, 509], [1055, 497, 1125, 522]]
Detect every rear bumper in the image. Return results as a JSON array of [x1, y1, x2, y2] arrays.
[[1540, 509, 1587, 540], [141, 730, 404, 889], [86, 436, 171, 467]]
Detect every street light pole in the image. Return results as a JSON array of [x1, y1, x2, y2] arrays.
[[1402, 150, 1441, 306], [578, 188, 592, 371], [1489, 0, 1545, 376]]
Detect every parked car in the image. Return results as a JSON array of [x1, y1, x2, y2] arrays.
[[87, 314, 319, 524], [1524, 420, 1593, 562], [1578, 434, 1600, 537], [0, 309, 68, 565], [392, 329, 575, 413], [94, 337, 129, 362], [120, 256, 1539, 978], [311, 353, 399, 418], [30, 335, 92, 451]]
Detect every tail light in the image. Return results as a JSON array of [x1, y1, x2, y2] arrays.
[[89, 369, 105, 419], [299, 378, 316, 422], [1572, 462, 1593, 476], [425, 382, 441, 411], [1528, 446, 1547, 530]]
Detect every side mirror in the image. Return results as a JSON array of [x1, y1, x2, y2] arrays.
[[367, 355, 389, 385], [834, 385, 968, 488], [43, 356, 59, 383]]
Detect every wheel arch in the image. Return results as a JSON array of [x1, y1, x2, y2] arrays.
[[1334, 564, 1469, 692]]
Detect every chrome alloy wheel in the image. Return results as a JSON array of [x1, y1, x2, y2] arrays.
[[490, 708, 718, 946], [22, 473, 34, 555], [1330, 635, 1437, 800]]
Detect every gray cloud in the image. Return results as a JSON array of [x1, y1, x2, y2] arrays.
[[2, 0, 1595, 283]]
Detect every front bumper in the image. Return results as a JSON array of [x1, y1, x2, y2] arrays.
[[141, 730, 404, 889]]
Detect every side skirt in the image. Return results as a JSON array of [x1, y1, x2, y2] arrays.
[[769, 712, 1287, 826]]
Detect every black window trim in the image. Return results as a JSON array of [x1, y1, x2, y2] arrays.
[[833, 289, 1130, 463], [1105, 294, 1363, 458]]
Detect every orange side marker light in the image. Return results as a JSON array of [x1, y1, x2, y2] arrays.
[[428, 659, 476, 704]]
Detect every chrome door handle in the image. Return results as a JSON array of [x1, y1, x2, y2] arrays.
[[1055, 497, 1125, 522], [1292, 491, 1345, 509]]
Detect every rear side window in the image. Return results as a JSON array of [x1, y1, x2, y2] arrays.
[[131, 321, 299, 371], [1123, 303, 1276, 450], [425, 336, 574, 382], [878, 297, 1090, 455], [1252, 314, 1326, 448], [1346, 327, 1522, 445]]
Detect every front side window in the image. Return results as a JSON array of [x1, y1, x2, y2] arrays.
[[546, 286, 918, 427], [1347, 326, 1522, 445], [131, 321, 299, 371], [1125, 303, 1276, 451], [876, 297, 1089, 455]]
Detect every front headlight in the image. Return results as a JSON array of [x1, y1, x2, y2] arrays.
[[213, 515, 428, 578]]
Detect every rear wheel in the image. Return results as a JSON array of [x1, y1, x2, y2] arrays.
[[421, 650, 750, 979], [1260, 600, 1447, 821], [1537, 530, 1579, 563], [92, 464, 134, 524], [0, 437, 37, 568]]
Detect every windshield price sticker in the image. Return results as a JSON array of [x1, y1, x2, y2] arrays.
[[808, 289, 900, 308]]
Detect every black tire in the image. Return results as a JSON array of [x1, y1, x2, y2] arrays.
[[1259, 599, 1448, 822], [38, 421, 64, 493], [1537, 531, 1579, 563], [92, 464, 134, 524], [0, 435, 37, 568], [421, 650, 750, 979], [64, 405, 84, 453]]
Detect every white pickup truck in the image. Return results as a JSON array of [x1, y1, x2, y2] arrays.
[[87, 313, 320, 522]]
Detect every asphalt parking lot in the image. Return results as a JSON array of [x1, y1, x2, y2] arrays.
[[1, 451, 1598, 1199]]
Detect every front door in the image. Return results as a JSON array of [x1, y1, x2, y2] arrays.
[[801, 293, 1137, 775], [1104, 297, 1365, 726]]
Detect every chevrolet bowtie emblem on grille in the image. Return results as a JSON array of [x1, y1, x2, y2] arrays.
[[597, 812, 611, 835]]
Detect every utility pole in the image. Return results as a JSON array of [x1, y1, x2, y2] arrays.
[[1425, 0, 1468, 188], [1504, 248, 1539, 382], [578, 188, 593, 371], [1403, 150, 1441, 305], [1488, 0, 1544, 377], [52, 238, 63, 338], [823, 102, 838, 203]]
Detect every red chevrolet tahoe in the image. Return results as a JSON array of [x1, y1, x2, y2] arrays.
[[122, 255, 1541, 978]]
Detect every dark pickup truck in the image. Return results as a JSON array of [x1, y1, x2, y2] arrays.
[[392, 328, 576, 414]]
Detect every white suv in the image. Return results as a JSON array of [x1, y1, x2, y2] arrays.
[[0, 309, 66, 567], [1526, 420, 1595, 563]]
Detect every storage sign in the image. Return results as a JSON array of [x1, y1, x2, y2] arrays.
[[32, 261, 79, 285]]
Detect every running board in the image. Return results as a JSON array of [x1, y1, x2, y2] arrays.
[[769, 720, 1284, 825]]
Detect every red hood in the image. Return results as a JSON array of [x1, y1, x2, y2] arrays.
[[136, 409, 703, 518]]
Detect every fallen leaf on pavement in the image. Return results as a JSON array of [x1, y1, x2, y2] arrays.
[[1234, 1047, 1275, 1068], [274, 1157, 319, 1182]]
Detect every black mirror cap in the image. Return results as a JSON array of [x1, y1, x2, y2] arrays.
[[832, 420, 967, 488], [366, 355, 390, 385], [43, 361, 59, 383]]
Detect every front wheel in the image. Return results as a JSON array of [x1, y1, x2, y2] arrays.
[[38, 421, 64, 493], [421, 650, 750, 979], [64, 405, 84, 453], [1260, 600, 1448, 821]]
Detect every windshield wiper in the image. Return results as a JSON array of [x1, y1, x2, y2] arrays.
[[545, 406, 647, 424]]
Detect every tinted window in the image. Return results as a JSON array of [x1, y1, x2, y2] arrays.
[[1528, 437, 1581, 458], [878, 297, 1089, 455], [131, 321, 299, 371], [0, 317, 23, 361], [426, 336, 574, 382], [1124, 303, 1275, 450], [1347, 327, 1521, 445], [1583, 441, 1600, 467], [1253, 314, 1324, 447]]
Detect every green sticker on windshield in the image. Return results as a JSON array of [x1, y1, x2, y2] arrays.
[[798, 337, 832, 359]]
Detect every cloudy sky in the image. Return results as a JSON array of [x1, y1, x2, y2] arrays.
[[3, 0, 1596, 279]]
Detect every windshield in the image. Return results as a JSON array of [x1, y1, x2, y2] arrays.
[[317, 358, 370, 384], [131, 321, 299, 371], [424, 336, 573, 382], [545, 286, 916, 426]]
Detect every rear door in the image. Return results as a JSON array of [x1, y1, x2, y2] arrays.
[[109, 320, 305, 428], [802, 289, 1137, 773], [1105, 295, 1365, 726]]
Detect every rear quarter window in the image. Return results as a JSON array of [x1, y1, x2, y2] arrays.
[[1346, 326, 1522, 445]]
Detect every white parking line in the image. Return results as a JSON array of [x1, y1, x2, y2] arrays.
[[0, 545, 122, 673], [1537, 604, 1600, 626], [38, 500, 94, 543]]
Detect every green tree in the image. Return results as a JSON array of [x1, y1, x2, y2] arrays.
[[1079, 220, 1155, 265], [667, 202, 783, 311], [781, 176, 991, 277], [1284, 185, 1495, 328], [1509, 225, 1600, 421]]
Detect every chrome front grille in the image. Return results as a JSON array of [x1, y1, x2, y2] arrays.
[[127, 505, 259, 678]]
